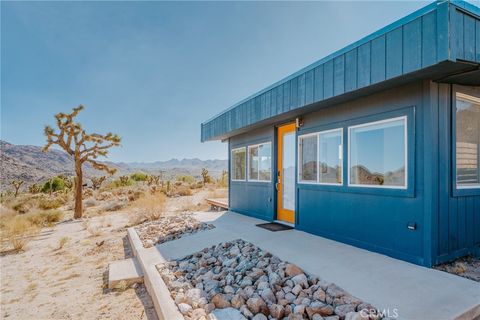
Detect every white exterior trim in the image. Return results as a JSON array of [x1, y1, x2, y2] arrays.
[[231, 146, 246, 182]]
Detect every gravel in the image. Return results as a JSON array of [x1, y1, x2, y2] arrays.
[[134, 213, 215, 248], [157, 239, 380, 320]]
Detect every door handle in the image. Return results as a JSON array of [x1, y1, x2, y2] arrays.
[[275, 182, 279, 191]]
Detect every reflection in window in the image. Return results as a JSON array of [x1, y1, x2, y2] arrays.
[[349, 117, 407, 188], [299, 135, 318, 182], [231, 147, 246, 181], [248, 143, 271, 181], [319, 129, 343, 184], [456, 91, 480, 188]]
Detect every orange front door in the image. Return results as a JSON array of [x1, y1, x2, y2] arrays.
[[277, 123, 296, 224]]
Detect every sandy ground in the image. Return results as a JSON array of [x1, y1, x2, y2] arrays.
[[0, 188, 225, 320], [0, 210, 157, 320]]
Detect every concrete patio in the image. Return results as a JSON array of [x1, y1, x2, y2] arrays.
[[137, 211, 480, 320]]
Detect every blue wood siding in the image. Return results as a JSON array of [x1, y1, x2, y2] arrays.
[[229, 127, 275, 221], [435, 83, 480, 264], [201, 2, 480, 142]]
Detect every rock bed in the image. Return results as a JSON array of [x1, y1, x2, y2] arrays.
[[134, 213, 215, 248], [157, 239, 380, 320]]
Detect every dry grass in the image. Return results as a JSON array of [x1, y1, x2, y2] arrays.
[[57, 236, 70, 250], [87, 226, 103, 237], [113, 280, 129, 292], [128, 192, 166, 226], [1, 215, 39, 252], [25, 210, 63, 227]]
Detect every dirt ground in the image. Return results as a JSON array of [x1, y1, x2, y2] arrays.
[[0, 210, 157, 320], [0, 188, 225, 320]]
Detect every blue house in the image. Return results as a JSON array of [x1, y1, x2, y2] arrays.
[[201, 1, 480, 267]]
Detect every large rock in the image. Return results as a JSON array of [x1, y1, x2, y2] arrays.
[[260, 288, 276, 304], [306, 301, 327, 318], [210, 307, 246, 320], [334, 304, 356, 319], [186, 288, 204, 307], [291, 274, 308, 288], [178, 303, 192, 315], [269, 304, 285, 319], [231, 294, 245, 309], [246, 297, 267, 314], [285, 264, 304, 277], [252, 314, 267, 320], [212, 293, 231, 309]]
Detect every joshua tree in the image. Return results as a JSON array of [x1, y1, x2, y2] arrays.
[[11, 180, 24, 197], [201, 168, 210, 186], [43, 105, 120, 219], [146, 175, 160, 186], [91, 176, 106, 190], [119, 175, 130, 186]]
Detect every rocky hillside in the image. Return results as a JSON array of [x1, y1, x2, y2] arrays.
[[0, 140, 227, 191]]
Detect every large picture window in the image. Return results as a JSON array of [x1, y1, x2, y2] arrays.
[[231, 147, 246, 181], [456, 91, 480, 189], [348, 116, 407, 188], [248, 142, 271, 181], [299, 129, 342, 184]]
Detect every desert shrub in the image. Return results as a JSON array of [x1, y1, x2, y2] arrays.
[[130, 172, 148, 182], [129, 192, 166, 225], [174, 185, 192, 197], [38, 196, 66, 210], [128, 190, 143, 202], [109, 177, 134, 188], [11, 199, 35, 214], [26, 210, 64, 227], [1, 215, 39, 251], [41, 177, 65, 193], [28, 184, 42, 194], [83, 198, 98, 208], [176, 175, 195, 184], [100, 200, 126, 212], [57, 236, 70, 250], [96, 191, 113, 201]]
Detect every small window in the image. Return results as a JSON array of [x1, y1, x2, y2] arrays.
[[299, 134, 318, 182], [456, 91, 480, 189], [298, 128, 343, 184], [349, 116, 407, 188], [248, 142, 271, 182], [231, 147, 246, 181]]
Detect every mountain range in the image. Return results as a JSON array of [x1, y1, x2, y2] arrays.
[[0, 140, 227, 191]]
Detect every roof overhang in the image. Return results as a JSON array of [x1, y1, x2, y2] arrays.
[[201, 1, 480, 142]]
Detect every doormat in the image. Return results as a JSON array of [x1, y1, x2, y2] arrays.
[[256, 222, 294, 232]]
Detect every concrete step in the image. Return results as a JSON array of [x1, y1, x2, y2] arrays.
[[108, 257, 144, 289]]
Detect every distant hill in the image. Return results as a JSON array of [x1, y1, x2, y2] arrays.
[[0, 140, 227, 191]]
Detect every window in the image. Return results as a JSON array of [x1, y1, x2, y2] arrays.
[[231, 147, 246, 181], [248, 142, 271, 181], [299, 134, 318, 182], [349, 116, 407, 188], [299, 128, 343, 184], [456, 91, 480, 189], [319, 129, 343, 184]]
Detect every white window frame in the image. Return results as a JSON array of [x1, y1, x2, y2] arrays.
[[231, 147, 246, 182], [298, 128, 343, 185], [247, 142, 272, 182], [455, 92, 480, 190], [347, 116, 408, 189]]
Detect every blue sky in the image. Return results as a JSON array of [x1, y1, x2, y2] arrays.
[[2, 1, 477, 162]]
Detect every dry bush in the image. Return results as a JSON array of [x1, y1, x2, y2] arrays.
[[57, 236, 70, 250], [173, 185, 192, 197], [100, 200, 126, 212], [128, 192, 166, 226], [113, 280, 129, 292], [83, 198, 98, 208], [1, 216, 39, 252], [26, 210, 64, 227], [38, 196, 66, 210]]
